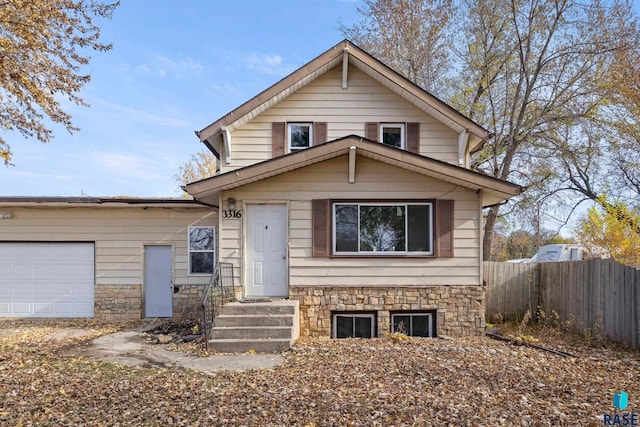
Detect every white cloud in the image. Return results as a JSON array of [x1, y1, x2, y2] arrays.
[[242, 53, 293, 75], [92, 152, 166, 181], [151, 54, 204, 75], [130, 54, 204, 79]]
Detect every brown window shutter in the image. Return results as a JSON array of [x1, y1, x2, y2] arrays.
[[312, 199, 330, 257], [436, 200, 454, 257], [407, 122, 420, 153], [272, 122, 285, 157], [314, 122, 327, 145], [365, 122, 378, 141]]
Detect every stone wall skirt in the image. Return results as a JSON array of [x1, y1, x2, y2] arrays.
[[94, 284, 142, 321], [290, 286, 485, 337]]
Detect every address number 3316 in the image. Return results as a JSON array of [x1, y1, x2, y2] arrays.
[[223, 210, 242, 218]]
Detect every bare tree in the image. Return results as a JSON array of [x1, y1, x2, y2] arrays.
[[343, 0, 640, 257], [340, 0, 455, 96], [175, 149, 217, 189]]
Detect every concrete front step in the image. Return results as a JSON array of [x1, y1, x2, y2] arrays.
[[210, 326, 292, 340], [214, 314, 294, 327], [208, 338, 292, 354], [208, 300, 300, 353], [220, 301, 296, 316]]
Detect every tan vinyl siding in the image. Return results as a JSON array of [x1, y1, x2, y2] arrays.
[[219, 156, 481, 289], [222, 66, 459, 172], [0, 206, 217, 286]]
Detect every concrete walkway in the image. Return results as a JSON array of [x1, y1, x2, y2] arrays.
[[70, 328, 285, 373]]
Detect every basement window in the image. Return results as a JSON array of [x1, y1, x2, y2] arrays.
[[391, 312, 435, 337], [332, 312, 376, 338], [188, 226, 216, 275]]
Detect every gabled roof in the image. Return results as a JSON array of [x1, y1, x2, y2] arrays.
[[196, 39, 491, 153], [185, 136, 523, 207]]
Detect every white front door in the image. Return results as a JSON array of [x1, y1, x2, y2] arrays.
[[246, 204, 288, 298], [144, 245, 173, 317]]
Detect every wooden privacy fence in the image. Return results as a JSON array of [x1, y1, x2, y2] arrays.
[[484, 261, 540, 322], [484, 259, 640, 350]]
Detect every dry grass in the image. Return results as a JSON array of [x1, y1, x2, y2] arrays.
[[1, 319, 638, 426]]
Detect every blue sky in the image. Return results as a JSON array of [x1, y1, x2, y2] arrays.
[[1, 1, 359, 197]]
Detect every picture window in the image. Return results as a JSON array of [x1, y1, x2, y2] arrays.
[[333, 202, 433, 255]]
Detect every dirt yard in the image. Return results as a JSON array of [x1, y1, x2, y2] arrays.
[[0, 319, 638, 426]]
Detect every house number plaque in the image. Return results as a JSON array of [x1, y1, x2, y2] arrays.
[[223, 210, 242, 219]]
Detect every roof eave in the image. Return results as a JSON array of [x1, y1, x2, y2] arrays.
[[185, 136, 523, 201]]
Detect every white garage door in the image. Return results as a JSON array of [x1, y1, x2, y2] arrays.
[[0, 243, 94, 317]]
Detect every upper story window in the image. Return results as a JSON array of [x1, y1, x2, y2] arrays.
[[380, 123, 405, 149], [188, 226, 216, 275], [333, 202, 433, 255], [288, 123, 313, 153]]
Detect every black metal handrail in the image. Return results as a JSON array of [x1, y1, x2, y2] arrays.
[[202, 262, 235, 350]]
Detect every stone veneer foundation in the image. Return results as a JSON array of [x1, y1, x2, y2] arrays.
[[289, 286, 485, 337], [172, 284, 207, 319], [94, 284, 142, 321], [94, 284, 208, 321]]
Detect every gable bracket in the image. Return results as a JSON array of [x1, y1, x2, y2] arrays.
[[348, 146, 356, 183], [221, 126, 232, 165], [458, 130, 469, 166], [342, 47, 349, 90]]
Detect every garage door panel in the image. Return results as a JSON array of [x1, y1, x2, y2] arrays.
[[0, 243, 95, 318], [55, 283, 73, 295], [34, 302, 55, 315], [51, 302, 74, 315], [72, 285, 92, 297], [12, 302, 33, 315], [13, 282, 36, 297], [54, 263, 76, 276]]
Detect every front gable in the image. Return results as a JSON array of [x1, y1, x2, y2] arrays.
[[186, 136, 521, 208], [197, 40, 490, 173]]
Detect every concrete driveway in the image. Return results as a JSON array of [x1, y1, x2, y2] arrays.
[[59, 324, 285, 373]]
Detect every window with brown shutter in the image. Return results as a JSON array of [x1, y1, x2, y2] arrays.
[[312, 199, 454, 257], [272, 122, 285, 158], [314, 122, 328, 145], [406, 122, 420, 153], [436, 199, 454, 257], [312, 199, 330, 257]]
